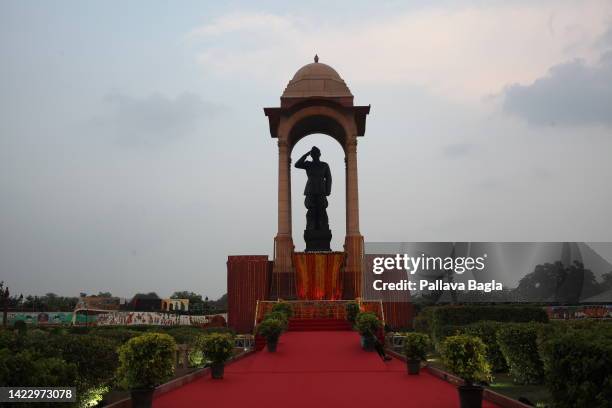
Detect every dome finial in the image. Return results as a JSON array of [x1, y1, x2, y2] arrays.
[[314, 54, 319, 63]]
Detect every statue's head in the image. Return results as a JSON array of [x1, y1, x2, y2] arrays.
[[311, 146, 321, 160]]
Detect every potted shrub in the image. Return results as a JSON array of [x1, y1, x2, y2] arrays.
[[116, 333, 176, 408], [197, 333, 234, 379], [256, 319, 284, 352], [403, 332, 430, 375], [264, 311, 289, 329], [271, 301, 293, 318], [354, 312, 381, 351], [345, 301, 360, 324], [440, 335, 491, 408]]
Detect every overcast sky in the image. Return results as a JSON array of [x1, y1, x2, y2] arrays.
[[1, 1, 612, 299]]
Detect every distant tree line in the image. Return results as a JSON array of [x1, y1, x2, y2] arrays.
[[3, 289, 227, 313]]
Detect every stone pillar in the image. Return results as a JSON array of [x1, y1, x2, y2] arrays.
[[343, 136, 364, 299], [272, 138, 295, 299]]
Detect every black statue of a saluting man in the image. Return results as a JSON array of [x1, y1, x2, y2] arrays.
[[295, 146, 332, 251]]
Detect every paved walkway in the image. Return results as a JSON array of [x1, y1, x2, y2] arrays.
[[154, 331, 501, 407]]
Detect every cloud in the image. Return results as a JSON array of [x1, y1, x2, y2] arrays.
[[442, 143, 475, 158], [94, 92, 218, 146], [502, 51, 612, 126], [187, 13, 294, 38], [186, 2, 612, 100]]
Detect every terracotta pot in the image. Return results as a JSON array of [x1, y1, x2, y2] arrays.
[[407, 358, 421, 375], [211, 363, 225, 379], [457, 384, 484, 408], [131, 388, 154, 408]]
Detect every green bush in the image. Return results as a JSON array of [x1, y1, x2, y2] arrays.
[[440, 335, 491, 385], [59, 334, 118, 387], [432, 305, 549, 326], [13, 320, 27, 335], [264, 311, 289, 329], [413, 307, 435, 334], [198, 326, 234, 335], [0, 348, 78, 387], [89, 327, 140, 344], [256, 319, 284, 342], [17, 329, 60, 356], [496, 323, 544, 384], [354, 312, 381, 337], [116, 333, 177, 389], [403, 332, 430, 361], [0, 329, 16, 349], [196, 333, 234, 365], [428, 305, 548, 345], [68, 325, 91, 334], [462, 321, 507, 372], [161, 326, 204, 344], [538, 330, 612, 408], [432, 324, 464, 348], [345, 301, 360, 324], [271, 301, 294, 318]]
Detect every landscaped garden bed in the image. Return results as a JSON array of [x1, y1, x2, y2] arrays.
[[401, 305, 612, 408], [0, 324, 238, 407]]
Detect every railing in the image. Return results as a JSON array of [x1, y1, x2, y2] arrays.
[[385, 332, 409, 352], [234, 335, 255, 350], [254, 299, 385, 327]]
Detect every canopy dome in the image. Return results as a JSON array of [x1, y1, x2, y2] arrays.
[[282, 56, 353, 99]]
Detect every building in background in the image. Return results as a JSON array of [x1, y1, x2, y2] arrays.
[[161, 298, 189, 312]]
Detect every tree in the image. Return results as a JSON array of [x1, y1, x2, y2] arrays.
[[600, 272, 612, 291], [132, 292, 160, 300], [515, 261, 601, 303], [0, 282, 9, 328]]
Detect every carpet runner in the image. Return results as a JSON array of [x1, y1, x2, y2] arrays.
[[287, 318, 352, 331], [153, 331, 501, 408]]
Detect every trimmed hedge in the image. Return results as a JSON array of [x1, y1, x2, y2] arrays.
[[413, 307, 435, 334], [425, 305, 548, 346], [59, 334, 118, 387], [462, 321, 507, 373], [496, 323, 544, 384], [431, 305, 548, 326], [0, 348, 78, 387], [538, 329, 612, 408]]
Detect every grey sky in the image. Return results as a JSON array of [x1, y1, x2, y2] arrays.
[[1, 1, 612, 299]]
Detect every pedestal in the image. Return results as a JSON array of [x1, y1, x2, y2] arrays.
[[304, 229, 332, 252], [293, 252, 344, 299]]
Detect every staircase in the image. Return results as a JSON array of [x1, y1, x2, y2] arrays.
[[287, 318, 352, 331]]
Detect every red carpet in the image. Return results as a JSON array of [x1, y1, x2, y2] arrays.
[[154, 331, 501, 408], [287, 318, 352, 331]]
